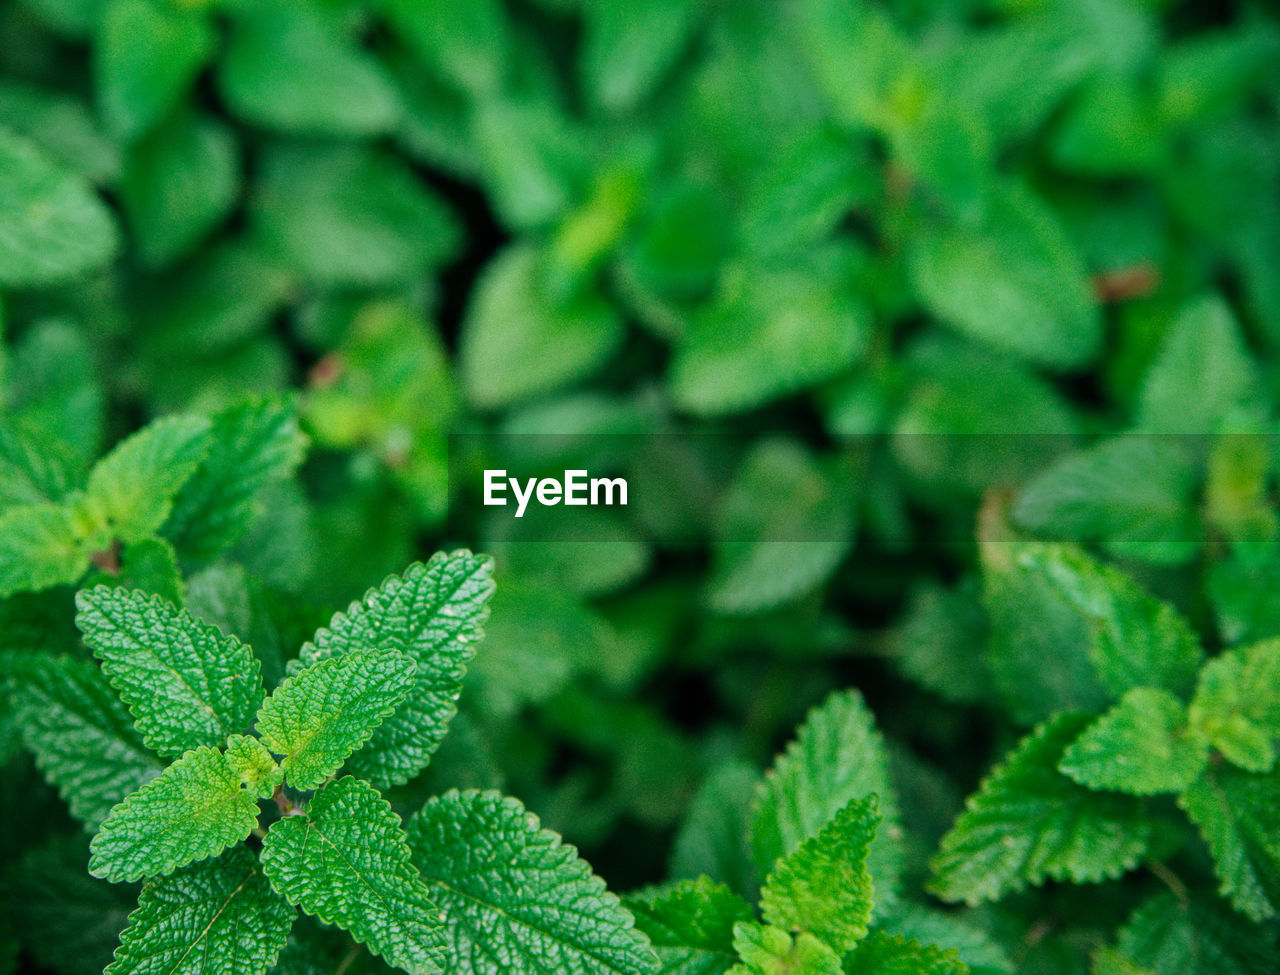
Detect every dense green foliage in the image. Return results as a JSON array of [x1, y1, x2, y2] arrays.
[[3, 0, 1280, 972]]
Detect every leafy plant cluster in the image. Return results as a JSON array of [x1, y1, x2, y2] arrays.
[[3, 0, 1280, 972]]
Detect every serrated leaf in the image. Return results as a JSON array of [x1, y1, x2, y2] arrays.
[[261, 776, 445, 975], [0, 418, 78, 510], [929, 713, 1150, 905], [106, 846, 293, 975], [751, 688, 902, 914], [1117, 892, 1280, 975], [408, 789, 657, 974], [1060, 688, 1209, 795], [1188, 639, 1280, 772], [759, 795, 878, 955], [0, 126, 119, 286], [880, 905, 1012, 975], [77, 586, 264, 757], [298, 553, 493, 787], [83, 415, 213, 545], [163, 397, 308, 565], [626, 878, 752, 975], [727, 923, 840, 975], [0, 502, 89, 598], [841, 932, 969, 975], [14, 654, 162, 828], [89, 745, 259, 883], [223, 734, 283, 800], [1179, 764, 1280, 921], [255, 648, 413, 790]]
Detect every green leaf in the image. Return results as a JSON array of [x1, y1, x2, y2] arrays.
[[298, 553, 494, 787], [751, 688, 902, 914], [759, 795, 878, 955], [381, 0, 511, 96], [626, 878, 752, 975], [793, 0, 910, 129], [254, 647, 413, 790], [727, 923, 840, 975], [0, 126, 119, 286], [95, 0, 214, 141], [106, 846, 294, 975], [460, 244, 623, 409], [0, 78, 121, 184], [83, 415, 214, 546], [929, 713, 1150, 905], [163, 397, 308, 565], [908, 182, 1100, 369], [670, 760, 761, 900], [223, 734, 283, 800], [1059, 688, 1209, 794], [77, 586, 264, 758], [1137, 295, 1257, 434], [1117, 892, 1280, 975], [1179, 764, 1280, 921], [118, 111, 238, 268], [841, 932, 969, 975], [260, 776, 445, 975], [6, 318, 105, 466], [0, 502, 89, 598], [408, 789, 658, 974], [89, 745, 259, 883], [15, 654, 162, 828], [880, 905, 1013, 975], [1188, 639, 1280, 772], [0, 417, 78, 510], [581, 0, 703, 112], [219, 1, 400, 137]]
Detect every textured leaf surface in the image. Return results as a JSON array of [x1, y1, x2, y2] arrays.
[[750, 689, 902, 911], [0, 419, 77, 510], [261, 776, 445, 975], [727, 923, 840, 975], [106, 846, 293, 975], [223, 734, 283, 800], [1179, 765, 1280, 921], [90, 746, 259, 883], [880, 905, 1013, 975], [84, 416, 213, 545], [759, 795, 878, 955], [408, 789, 658, 975], [1188, 639, 1280, 772], [841, 932, 969, 975], [1117, 892, 1280, 975], [1059, 688, 1209, 794], [255, 648, 413, 790], [626, 878, 751, 975], [77, 586, 263, 757], [929, 713, 1150, 905], [299, 553, 494, 786], [15, 654, 162, 828]]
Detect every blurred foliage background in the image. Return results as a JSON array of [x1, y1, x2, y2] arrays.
[[2, 0, 1280, 971]]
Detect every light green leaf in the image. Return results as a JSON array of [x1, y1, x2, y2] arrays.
[[15, 654, 162, 829], [77, 586, 264, 758], [408, 789, 658, 974], [1060, 688, 1209, 794], [581, 0, 703, 112], [759, 795, 878, 955], [880, 905, 1013, 975], [223, 734, 282, 801], [841, 932, 969, 975], [625, 878, 752, 975], [254, 648, 413, 790], [298, 553, 493, 787], [1092, 946, 1156, 975], [908, 182, 1100, 369], [7, 318, 105, 466], [106, 846, 294, 975], [929, 713, 1150, 905], [0, 502, 89, 598], [793, 0, 910, 129], [460, 244, 623, 409], [727, 923, 840, 975], [751, 688, 902, 914], [0, 417, 78, 511], [0, 78, 121, 184], [89, 746, 259, 883], [381, 0, 511, 96], [83, 415, 213, 546], [1189, 639, 1280, 772], [261, 776, 445, 975], [163, 397, 308, 565], [1179, 765, 1280, 921], [0, 126, 119, 286], [95, 0, 214, 141], [1117, 892, 1280, 975]]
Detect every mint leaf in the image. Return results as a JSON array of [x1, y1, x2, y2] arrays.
[[408, 789, 658, 975], [260, 776, 446, 975], [0, 502, 89, 598], [1179, 765, 1280, 921], [89, 745, 259, 883], [929, 713, 1150, 905], [0, 418, 77, 509], [77, 586, 264, 758], [298, 552, 494, 786], [254, 648, 413, 790], [223, 734, 282, 800], [580, 0, 702, 112], [759, 795, 878, 955], [727, 922, 841, 975], [15, 654, 162, 828], [626, 877, 752, 975], [751, 689, 902, 912], [841, 932, 969, 975], [1060, 688, 1209, 795], [1118, 892, 1280, 975], [670, 760, 760, 899], [1188, 639, 1280, 772], [106, 846, 293, 975]]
